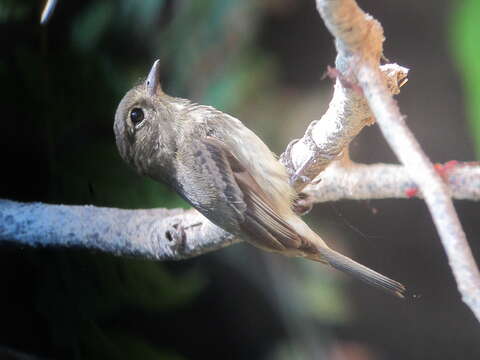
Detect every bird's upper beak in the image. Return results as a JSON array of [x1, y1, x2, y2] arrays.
[[146, 59, 162, 96]]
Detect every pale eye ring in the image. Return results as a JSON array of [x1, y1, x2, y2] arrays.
[[130, 108, 145, 126]]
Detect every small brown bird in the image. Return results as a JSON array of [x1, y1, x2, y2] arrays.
[[114, 60, 406, 298]]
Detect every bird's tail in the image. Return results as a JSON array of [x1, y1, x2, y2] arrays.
[[314, 246, 406, 298]]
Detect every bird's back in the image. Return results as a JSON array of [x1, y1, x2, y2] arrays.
[[184, 105, 296, 215]]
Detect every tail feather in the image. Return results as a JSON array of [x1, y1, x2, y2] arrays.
[[318, 247, 406, 298]]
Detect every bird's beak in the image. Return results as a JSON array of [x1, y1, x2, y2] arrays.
[[146, 59, 161, 96]]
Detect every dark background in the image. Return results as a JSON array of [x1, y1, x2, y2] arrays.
[[1, 0, 480, 359]]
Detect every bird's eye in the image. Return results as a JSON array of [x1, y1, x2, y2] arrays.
[[130, 108, 145, 126]]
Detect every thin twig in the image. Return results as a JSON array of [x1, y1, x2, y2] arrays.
[[316, 0, 480, 321], [40, 0, 58, 25]]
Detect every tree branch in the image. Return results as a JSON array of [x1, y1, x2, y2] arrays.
[[280, 63, 408, 192], [315, 0, 480, 321], [305, 161, 480, 202], [40, 0, 58, 25], [0, 200, 237, 260], [2, 160, 479, 260]]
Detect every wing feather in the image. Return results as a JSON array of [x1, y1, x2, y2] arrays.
[[201, 137, 302, 252]]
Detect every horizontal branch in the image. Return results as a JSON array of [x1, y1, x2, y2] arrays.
[[305, 161, 480, 202], [0, 200, 237, 260], [2, 161, 478, 259]]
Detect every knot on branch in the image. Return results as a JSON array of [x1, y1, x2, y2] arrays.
[[165, 223, 187, 254]]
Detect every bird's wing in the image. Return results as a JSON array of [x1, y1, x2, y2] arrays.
[[197, 137, 305, 252], [190, 138, 407, 298]]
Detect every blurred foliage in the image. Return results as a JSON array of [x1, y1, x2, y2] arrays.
[[105, 333, 185, 360], [450, 0, 480, 158], [297, 261, 349, 324], [32, 251, 202, 359], [0, 1, 29, 22]]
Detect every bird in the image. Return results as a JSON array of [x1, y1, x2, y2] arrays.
[[114, 59, 406, 298]]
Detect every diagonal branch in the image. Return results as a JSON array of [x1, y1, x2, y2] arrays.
[[315, 0, 480, 321], [40, 0, 58, 25], [280, 63, 408, 192]]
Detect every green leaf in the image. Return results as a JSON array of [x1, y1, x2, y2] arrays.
[[450, 0, 480, 157]]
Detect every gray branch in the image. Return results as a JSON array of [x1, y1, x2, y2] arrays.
[[315, 0, 480, 322], [2, 158, 479, 261], [280, 63, 408, 192], [305, 161, 480, 202], [0, 200, 237, 260]]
